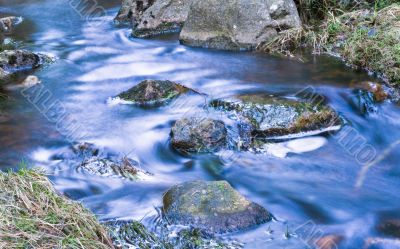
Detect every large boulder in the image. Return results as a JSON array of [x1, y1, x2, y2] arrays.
[[170, 117, 227, 154], [210, 94, 341, 141], [117, 79, 193, 106], [179, 0, 301, 50], [133, 0, 191, 37], [0, 50, 50, 78], [114, 0, 155, 25], [162, 180, 271, 233]]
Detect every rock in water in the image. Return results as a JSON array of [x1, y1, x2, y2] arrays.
[[0, 16, 22, 33], [0, 50, 49, 78], [210, 94, 341, 140], [117, 79, 192, 106], [349, 82, 389, 115], [105, 220, 238, 248], [162, 180, 272, 233], [179, 0, 301, 50], [171, 117, 227, 154], [115, 0, 155, 26], [79, 156, 150, 180], [133, 0, 191, 37]]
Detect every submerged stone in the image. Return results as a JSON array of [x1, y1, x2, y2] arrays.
[[170, 117, 227, 154], [117, 79, 192, 106], [133, 0, 190, 38], [179, 0, 301, 51], [105, 220, 238, 249], [79, 156, 150, 180], [162, 180, 272, 233], [71, 142, 100, 158], [106, 220, 172, 249], [210, 94, 341, 140]]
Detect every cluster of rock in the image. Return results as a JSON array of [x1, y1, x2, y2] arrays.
[[116, 79, 342, 154], [0, 15, 50, 81], [105, 180, 270, 248], [54, 142, 151, 180], [106, 219, 241, 248], [116, 0, 302, 50]]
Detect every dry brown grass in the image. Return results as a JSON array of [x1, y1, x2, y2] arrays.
[[0, 168, 114, 249]]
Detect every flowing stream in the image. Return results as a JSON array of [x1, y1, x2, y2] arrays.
[[1, 0, 400, 248]]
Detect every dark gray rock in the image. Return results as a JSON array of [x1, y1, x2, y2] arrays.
[[210, 94, 341, 141], [170, 117, 227, 154], [0, 50, 50, 79], [162, 180, 272, 233], [115, 0, 156, 26], [132, 0, 191, 37], [376, 219, 400, 238], [117, 79, 193, 106], [179, 0, 301, 50]]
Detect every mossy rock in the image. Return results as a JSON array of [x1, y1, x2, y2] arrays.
[[170, 117, 227, 154], [117, 79, 192, 106], [210, 93, 341, 140], [162, 180, 272, 233]]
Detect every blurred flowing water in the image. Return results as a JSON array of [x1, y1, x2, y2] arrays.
[[1, 0, 400, 248]]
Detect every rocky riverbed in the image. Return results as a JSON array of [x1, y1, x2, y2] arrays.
[[1, 0, 400, 248]]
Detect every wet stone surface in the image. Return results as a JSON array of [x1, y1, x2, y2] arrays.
[[162, 180, 272, 233], [117, 79, 195, 107], [210, 93, 342, 141]]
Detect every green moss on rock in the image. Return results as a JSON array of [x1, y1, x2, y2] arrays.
[[117, 79, 192, 106], [162, 180, 272, 233], [210, 94, 341, 140]]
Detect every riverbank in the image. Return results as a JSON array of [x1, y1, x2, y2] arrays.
[[0, 168, 114, 248], [262, 1, 400, 88]]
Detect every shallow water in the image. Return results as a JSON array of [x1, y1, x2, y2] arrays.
[[1, 0, 400, 248]]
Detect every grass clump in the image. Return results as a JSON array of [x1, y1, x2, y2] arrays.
[[260, 2, 400, 86], [0, 168, 114, 249]]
